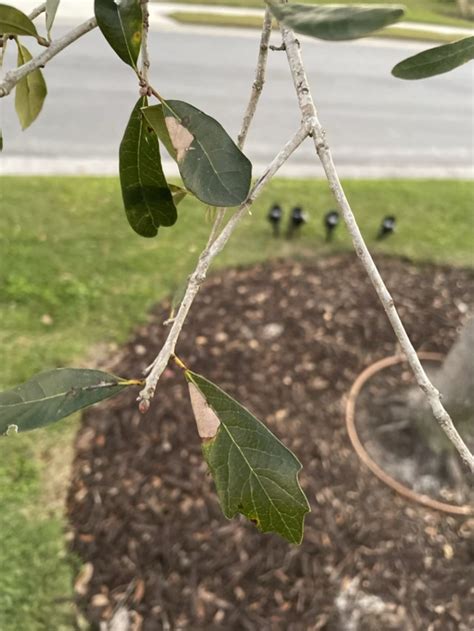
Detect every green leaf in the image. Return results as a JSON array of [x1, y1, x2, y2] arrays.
[[186, 371, 310, 544], [94, 0, 142, 69], [268, 3, 405, 41], [392, 36, 474, 80], [0, 368, 129, 435], [119, 96, 177, 237], [143, 101, 252, 207], [0, 3, 44, 41], [45, 0, 60, 37], [15, 41, 47, 130]]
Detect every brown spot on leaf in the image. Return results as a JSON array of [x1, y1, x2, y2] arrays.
[[165, 116, 193, 162], [188, 382, 221, 439]]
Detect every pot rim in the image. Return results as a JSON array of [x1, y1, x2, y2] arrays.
[[345, 352, 473, 516]]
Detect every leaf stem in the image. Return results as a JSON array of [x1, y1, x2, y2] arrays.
[[148, 84, 166, 104], [172, 355, 188, 371], [118, 378, 146, 387]]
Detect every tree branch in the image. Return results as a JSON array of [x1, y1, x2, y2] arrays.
[[280, 24, 474, 472], [29, 3, 46, 20], [237, 7, 273, 150], [0, 17, 97, 98], [139, 0, 150, 90], [206, 10, 273, 251], [141, 10, 275, 381], [139, 123, 309, 402]]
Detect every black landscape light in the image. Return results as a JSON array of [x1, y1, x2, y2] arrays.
[[268, 203, 283, 237], [287, 206, 306, 238], [324, 210, 339, 241], [377, 215, 396, 240]]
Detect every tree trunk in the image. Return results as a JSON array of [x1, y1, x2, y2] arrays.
[[413, 316, 474, 454], [376, 317, 473, 496]]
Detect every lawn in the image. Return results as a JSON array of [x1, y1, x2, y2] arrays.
[[154, 0, 474, 29], [1, 176, 473, 630]]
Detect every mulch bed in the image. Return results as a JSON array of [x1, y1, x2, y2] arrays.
[[67, 254, 474, 631]]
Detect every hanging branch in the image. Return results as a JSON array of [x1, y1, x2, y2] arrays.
[[140, 123, 309, 402], [279, 24, 474, 472], [141, 12, 278, 395]]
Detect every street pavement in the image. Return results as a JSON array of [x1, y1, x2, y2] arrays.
[[1, 4, 473, 177]]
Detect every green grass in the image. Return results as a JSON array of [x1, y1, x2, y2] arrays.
[[154, 0, 474, 29], [1, 177, 473, 630], [169, 11, 460, 42]]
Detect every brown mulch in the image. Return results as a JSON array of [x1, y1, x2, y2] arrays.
[[67, 254, 474, 631]]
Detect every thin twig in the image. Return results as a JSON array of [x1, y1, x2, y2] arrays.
[[206, 11, 273, 250], [280, 24, 474, 472], [0, 17, 97, 98], [139, 123, 309, 402], [29, 3, 46, 20], [139, 0, 151, 91], [237, 7, 273, 150]]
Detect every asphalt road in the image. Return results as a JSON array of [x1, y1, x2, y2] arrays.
[[2, 21, 473, 177]]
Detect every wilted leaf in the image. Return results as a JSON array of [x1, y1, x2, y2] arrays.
[[269, 3, 405, 41], [0, 3, 44, 41], [45, 0, 60, 37], [0, 368, 129, 435], [143, 101, 252, 207], [186, 371, 310, 544], [94, 0, 142, 69], [15, 41, 47, 130], [120, 96, 177, 237], [392, 36, 474, 80]]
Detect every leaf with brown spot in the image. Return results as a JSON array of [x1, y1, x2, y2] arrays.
[[143, 100, 252, 207], [185, 370, 310, 544], [164, 116, 194, 162]]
